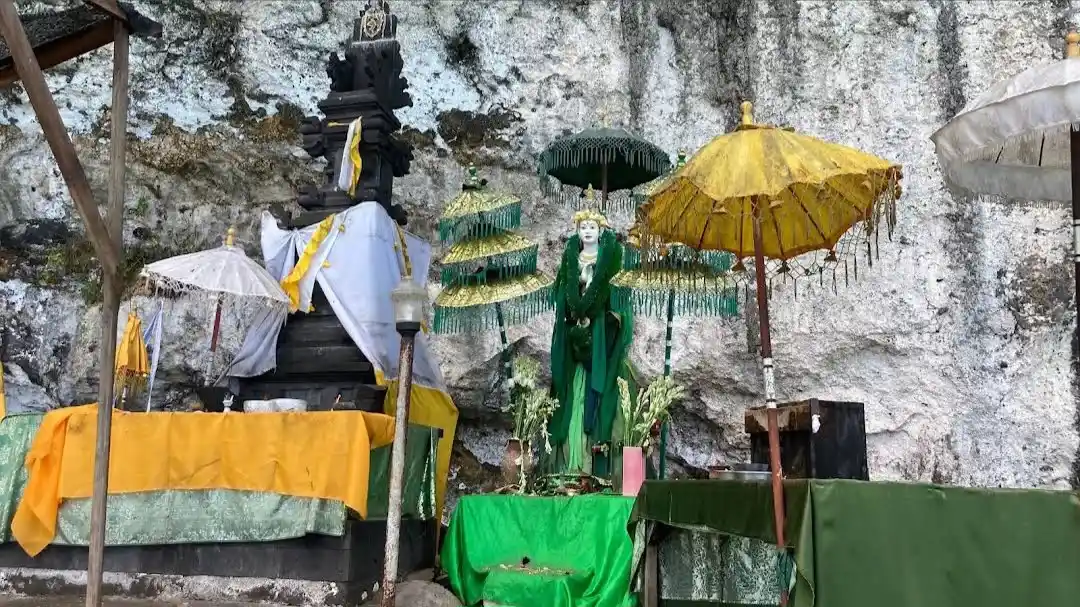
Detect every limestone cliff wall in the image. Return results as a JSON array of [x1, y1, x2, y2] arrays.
[[0, 0, 1077, 501]]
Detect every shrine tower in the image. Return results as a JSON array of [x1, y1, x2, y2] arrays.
[[237, 0, 414, 410]]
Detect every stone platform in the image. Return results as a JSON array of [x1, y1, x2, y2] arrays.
[[0, 519, 435, 606]]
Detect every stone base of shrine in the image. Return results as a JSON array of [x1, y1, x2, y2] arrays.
[[0, 519, 436, 606]]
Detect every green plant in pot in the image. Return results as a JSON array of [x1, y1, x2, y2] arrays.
[[503, 355, 558, 491], [618, 375, 685, 495]]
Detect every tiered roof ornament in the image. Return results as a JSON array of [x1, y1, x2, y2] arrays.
[[295, 0, 413, 228]]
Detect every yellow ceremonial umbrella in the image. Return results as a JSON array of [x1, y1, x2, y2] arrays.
[[636, 101, 902, 580], [114, 311, 149, 406]]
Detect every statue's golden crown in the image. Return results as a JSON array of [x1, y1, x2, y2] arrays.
[[572, 184, 609, 227]]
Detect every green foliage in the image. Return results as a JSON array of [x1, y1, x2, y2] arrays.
[[619, 375, 686, 450]]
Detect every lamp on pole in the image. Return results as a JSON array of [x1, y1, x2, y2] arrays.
[[381, 275, 427, 606]]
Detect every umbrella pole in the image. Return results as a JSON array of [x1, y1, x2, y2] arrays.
[[495, 302, 512, 383], [205, 298, 222, 386], [1072, 130, 1080, 368], [751, 206, 788, 601], [659, 288, 675, 479], [601, 163, 609, 213]]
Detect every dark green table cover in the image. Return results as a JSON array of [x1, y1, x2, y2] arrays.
[[442, 493, 638, 607], [630, 479, 1080, 607]]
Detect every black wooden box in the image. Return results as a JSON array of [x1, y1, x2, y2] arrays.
[[744, 399, 869, 481]]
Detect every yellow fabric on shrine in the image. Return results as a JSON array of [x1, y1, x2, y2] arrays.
[[281, 215, 336, 312], [114, 312, 149, 387], [347, 117, 363, 197], [11, 404, 395, 557], [376, 370, 457, 517], [0, 362, 6, 419]]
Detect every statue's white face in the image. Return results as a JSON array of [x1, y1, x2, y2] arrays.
[[578, 220, 601, 246]]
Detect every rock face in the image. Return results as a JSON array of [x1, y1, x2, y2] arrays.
[[0, 0, 1077, 509]]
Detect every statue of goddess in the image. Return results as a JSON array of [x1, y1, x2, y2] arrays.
[[547, 186, 635, 478]]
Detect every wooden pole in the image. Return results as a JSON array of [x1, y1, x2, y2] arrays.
[[751, 201, 788, 606], [85, 21, 128, 607], [0, 0, 120, 278], [381, 323, 419, 607]]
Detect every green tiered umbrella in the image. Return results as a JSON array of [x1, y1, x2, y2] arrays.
[[611, 239, 739, 478], [538, 125, 671, 213], [434, 165, 553, 379]]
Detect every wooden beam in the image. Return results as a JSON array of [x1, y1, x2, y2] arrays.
[[0, 20, 113, 89], [83, 0, 127, 25], [83, 0, 163, 38], [0, 0, 119, 278], [84, 19, 127, 607]]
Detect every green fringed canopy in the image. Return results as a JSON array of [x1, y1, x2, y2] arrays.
[[537, 127, 671, 199], [433, 274, 554, 335], [438, 164, 523, 244], [622, 244, 734, 274], [610, 280, 739, 319]]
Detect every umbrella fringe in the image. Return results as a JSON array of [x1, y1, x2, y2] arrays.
[[623, 246, 734, 273], [438, 202, 523, 244], [952, 121, 1080, 165], [536, 135, 672, 194], [440, 247, 540, 287], [432, 284, 554, 335], [611, 285, 740, 319]]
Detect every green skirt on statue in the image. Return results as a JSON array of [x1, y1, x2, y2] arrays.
[[546, 360, 638, 481]]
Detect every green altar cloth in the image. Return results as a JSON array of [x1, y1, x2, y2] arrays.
[[442, 494, 637, 607], [631, 479, 1080, 607], [0, 413, 437, 545]]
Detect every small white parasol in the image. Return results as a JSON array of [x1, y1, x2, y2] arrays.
[[931, 32, 1080, 202], [931, 31, 1080, 354], [139, 227, 289, 384]]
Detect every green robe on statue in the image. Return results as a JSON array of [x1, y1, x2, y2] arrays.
[[548, 230, 635, 478]]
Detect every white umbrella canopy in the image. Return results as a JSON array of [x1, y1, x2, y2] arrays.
[[931, 32, 1080, 202], [139, 227, 288, 386], [140, 228, 289, 309]]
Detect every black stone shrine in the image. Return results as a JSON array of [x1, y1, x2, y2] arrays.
[[236, 0, 415, 413]]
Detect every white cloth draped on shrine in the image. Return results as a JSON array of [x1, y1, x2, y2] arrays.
[[256, 202, 445, 391]]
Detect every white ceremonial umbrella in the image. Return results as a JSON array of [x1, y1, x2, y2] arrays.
[[931, 31, 1080, 336], [139, 227, 289, 384]]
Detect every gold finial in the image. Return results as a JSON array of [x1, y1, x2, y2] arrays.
[[1067, 32, 1080, 58], [741, 101, 754, 126], [574, 184, 608, 227], [224, 226, 237, 247]]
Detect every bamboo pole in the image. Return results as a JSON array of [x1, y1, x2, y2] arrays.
[[85, 21, 129, 607], [381, 323, 419, 606]]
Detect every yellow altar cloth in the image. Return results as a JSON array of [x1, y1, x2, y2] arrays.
[[11, 404, 395, 556]]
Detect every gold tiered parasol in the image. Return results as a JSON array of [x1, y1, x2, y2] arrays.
[[433, 165, 553, 379], [636, 102, 902, 587], [611, 233, 739, 479]]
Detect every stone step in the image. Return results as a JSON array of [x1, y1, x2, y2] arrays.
[[280, 315, 354, 345], [275, 345, 373, 376]]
